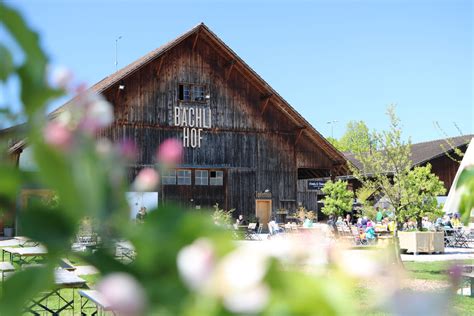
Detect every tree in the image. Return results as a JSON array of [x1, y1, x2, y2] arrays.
[[400, 164, 446, 230], [337, 120, 373, 153], [350, 106, 412, 262], [321, 180, 354, 217]]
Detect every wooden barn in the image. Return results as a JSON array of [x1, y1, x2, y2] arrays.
[[6, 23, 348, 226]]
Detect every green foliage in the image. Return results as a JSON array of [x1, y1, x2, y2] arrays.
[[337, 120, 373, 153], [350, 106, 412, 235], [355, 187, 377, 219], [400, 164, 446, 229], [211, 203, 234, 227], [457, 166, 474, 224], [321, 180, 353, 216]]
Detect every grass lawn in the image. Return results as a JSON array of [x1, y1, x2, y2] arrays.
[[353, 260, 474, 315]]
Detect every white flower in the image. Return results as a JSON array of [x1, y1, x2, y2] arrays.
[[212, 248, 270, 314], [96, 272, 146, 316], [50, 65, 73, 89], [223, 283, 270, 314], [177, 238, 215, 291]]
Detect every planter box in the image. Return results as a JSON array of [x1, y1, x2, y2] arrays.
[[399, 231, 444, 254], [3, 228, 14, 238]]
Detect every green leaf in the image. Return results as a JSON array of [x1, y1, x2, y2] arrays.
[[0, 266, 54, 315], [0, 44, 14, 81], [456, 167, 474, 188], [21, 203, 76, 254]]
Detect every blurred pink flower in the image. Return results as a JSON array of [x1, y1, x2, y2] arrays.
[[448, 264, 463, 289], [43, 121, 72, 150], [97, 272, 146, 316], [118, 139, 138, 161], [133, 168, 159, 191], [50, 65, 73, 89], [157, 139, 183, 165], [79, 98, 114, 133], [177, 238, 215, 291]]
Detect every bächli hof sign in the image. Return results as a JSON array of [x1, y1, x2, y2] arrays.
[[173, 105, 212, 148]]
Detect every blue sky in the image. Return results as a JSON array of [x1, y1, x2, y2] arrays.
[[3, 0, 473, 143]]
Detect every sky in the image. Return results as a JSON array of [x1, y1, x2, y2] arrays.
[[2, 0, 473, 143]]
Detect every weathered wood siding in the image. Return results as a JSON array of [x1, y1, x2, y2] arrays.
[[97, 34, 334, 218]]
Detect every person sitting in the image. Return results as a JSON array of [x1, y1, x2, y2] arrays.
[[136, 206, 147, 223], [344, 214, 352, 226], [336, 216, 344, 225], [303, 217, 313, 228], [442, 215, 453, 229], [375, 207, 383, 223], [451, 213, 461, 228], [365, 221, 377, 243]]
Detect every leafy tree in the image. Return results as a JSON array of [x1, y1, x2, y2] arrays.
[[400, 164, 446, 230], [321, 180, 354, 217], [350, 106, 412, 262], [355, 187, 377, 220], [338, 120, 373, 153]]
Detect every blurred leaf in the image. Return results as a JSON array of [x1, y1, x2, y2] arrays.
[[0, 266, 54, 315], [21, 203, 76, 254], [456, 167, 474, 188], [0, 44, 14, 81], [0, 164, 21, 199]]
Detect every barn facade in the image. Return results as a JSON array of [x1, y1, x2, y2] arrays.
[[9, 23, 348, 226]]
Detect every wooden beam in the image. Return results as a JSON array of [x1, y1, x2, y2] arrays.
[[156, 54, 166, 77], [295, 128, 306, 145], [225, 60, 235, 81], [260, 95, 272, 115], [192, 29, 200, 51]]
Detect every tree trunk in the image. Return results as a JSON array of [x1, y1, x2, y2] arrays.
[[417, 217, 423, 231]]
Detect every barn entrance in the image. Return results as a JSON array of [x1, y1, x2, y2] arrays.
[[255, 199, 272, 231]]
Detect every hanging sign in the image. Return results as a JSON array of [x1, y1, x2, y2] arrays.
[[173, 106, 212, 148]]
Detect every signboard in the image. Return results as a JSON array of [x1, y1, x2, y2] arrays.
[[256, 192, 272, 199], [173, 106, 212, 148], [308, 180, 325, 191]]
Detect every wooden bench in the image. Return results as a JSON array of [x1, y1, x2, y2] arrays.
[[79, 289, 114, 315], [0, 261, 15, 283], [59, 258, 76, 271], [461, 272, 474, 297]]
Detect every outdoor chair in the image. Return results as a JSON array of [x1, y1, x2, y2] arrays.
[[245, 223, 257, 240], [444, 229, 456, 247], [453, 229, 470, 248]]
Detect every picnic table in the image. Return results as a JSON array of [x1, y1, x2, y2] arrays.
[[461, 272, 474, 297], [2, 246, 47, 265], [24, 268, 88, 315], [14, 236, 40, 247], [116, 241, 136, 262]]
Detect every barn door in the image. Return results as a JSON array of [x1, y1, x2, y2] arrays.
[[255, 199, 272, 231]]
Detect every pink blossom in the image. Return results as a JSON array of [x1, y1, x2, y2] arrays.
[[79, 98, 114, 133], [133, 168, 159, 191], [156, 139, 183, 165], [118, 139, 138, 161], [177, 238, 215, 291], [43, 121, 72, 150], [97, 273, 146, 316]]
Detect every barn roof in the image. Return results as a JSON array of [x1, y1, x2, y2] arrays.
[[5, 23, 347, 171], [344, 134, 473, 171]]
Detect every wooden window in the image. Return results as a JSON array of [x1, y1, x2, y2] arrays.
[[209, 170, 223, 186], [195, 170, 208, 186], [177, 169, 192, 185], [178, 83, 206, 103], [192, 85, 205, 102], [162, 169, 176, 185], [178, 84, 191, 101]]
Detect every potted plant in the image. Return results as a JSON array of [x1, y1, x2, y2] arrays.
[[3, 218, 14, 238]]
